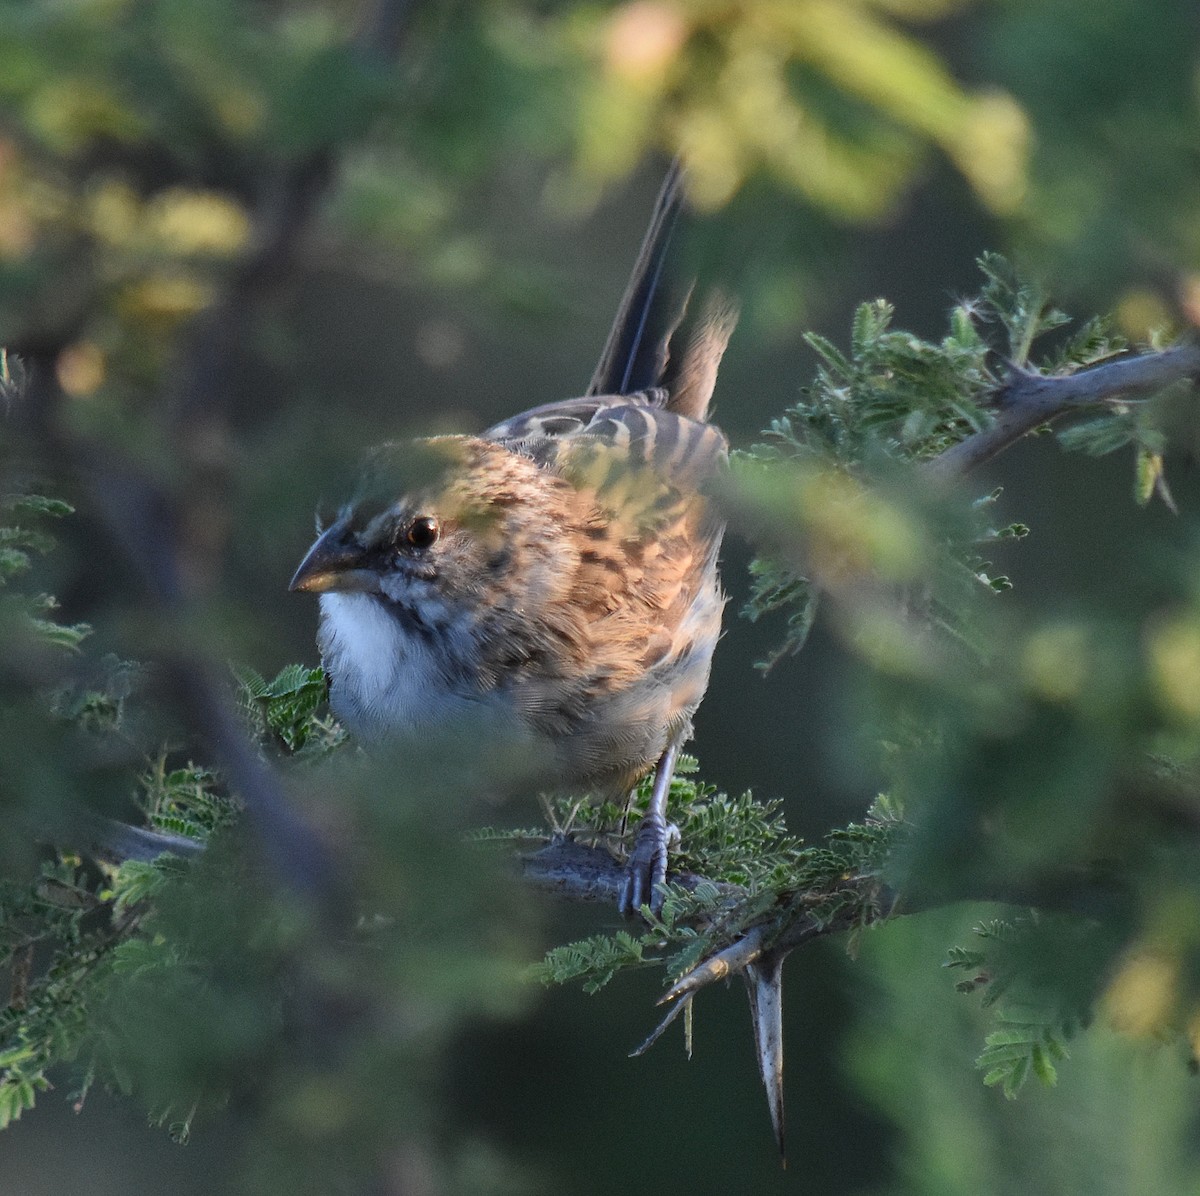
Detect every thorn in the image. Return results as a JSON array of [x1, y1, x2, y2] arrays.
[[744, 948, 789, 1165], [658, 923, 770, 1004], [1155, 470, 1179, 515], [630, 995, 691, 1057]]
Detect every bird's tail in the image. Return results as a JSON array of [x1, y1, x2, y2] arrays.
[[587, 160, 685, 399], [587, 160, 738, 421], [662, 292, 739, 423]]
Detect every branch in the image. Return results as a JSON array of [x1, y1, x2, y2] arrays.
[[927, 342, 1200, 478], [520, 836, 884, 975], [519, 832, 1129, 1004], [67, 810, 206, 866], [519, 837, 739, 904]]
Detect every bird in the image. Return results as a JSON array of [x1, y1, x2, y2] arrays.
[[289, 163, 737, 914]]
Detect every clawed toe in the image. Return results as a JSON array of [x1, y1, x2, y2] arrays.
[[618, 813, 674, 916]]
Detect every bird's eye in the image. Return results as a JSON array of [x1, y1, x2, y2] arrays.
[[405, 516, 440, 549]]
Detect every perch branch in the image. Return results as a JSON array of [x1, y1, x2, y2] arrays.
[[518, 837, 740, 904], [519, 827, 1130, 1009], [927, 342, 1200, 478]]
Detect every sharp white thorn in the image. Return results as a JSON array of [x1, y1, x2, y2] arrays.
[[744, 948, 789, 1166]]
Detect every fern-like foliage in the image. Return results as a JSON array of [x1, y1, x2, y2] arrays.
[[507, 755, 810, 892], [0, 491, 90, 652], [0, 861, 106, 1129], [975, 1010, 1071, 1099], [138, 755, 236, 842], [233, 663, 346, 757], [531, 931, 651, 994], [0, 483, 245, 1128], [739, 253, 1129, 669], [945, 915, 1107, 1098], [0, 783, 238, 1129]]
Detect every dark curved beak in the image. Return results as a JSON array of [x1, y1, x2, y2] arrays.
[[289, 519, 379, 594]]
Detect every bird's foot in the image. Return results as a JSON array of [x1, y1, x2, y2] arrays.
[[618, 813, 680, 916]]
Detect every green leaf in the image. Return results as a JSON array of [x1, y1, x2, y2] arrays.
[[851, 299, 894, 356], [802, 331, 852, 377], [233, 662, 336, 754], [1030, 1042, 1058, 1087], [0, 1044, 37, 1070], [1056, 413, 1138, 456]]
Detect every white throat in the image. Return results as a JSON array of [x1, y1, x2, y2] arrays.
[[317, 591, 464, 738]]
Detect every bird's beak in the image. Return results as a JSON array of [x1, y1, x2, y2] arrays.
[[289, 519, 380, 594]]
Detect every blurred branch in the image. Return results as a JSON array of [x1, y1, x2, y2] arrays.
[[69, 811, 206, 867], [927, 342, 1200, 478], [170, 0, 416, 586], [10, 0, 417, 919], [17, 328, 349, 918]]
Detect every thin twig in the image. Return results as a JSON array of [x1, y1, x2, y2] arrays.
[[629, 995, 691, 1057], [70, 811, 205, 866]]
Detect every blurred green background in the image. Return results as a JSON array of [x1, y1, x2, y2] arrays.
[[3, 0, 1200, 1192]]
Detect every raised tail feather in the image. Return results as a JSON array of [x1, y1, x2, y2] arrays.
[[586, 161, 737, 419], [662, 294, 739, 422], [587, 160, 685, 399]]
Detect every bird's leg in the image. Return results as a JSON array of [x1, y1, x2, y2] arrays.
[[618, 736, 682, 916]]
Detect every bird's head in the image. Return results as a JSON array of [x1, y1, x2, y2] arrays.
[[289, 436, 580, 622]]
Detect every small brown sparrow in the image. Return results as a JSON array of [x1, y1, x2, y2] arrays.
[[290, 165, 736, 913]]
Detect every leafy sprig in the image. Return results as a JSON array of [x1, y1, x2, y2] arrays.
[[233, 663, 346, 757], [945, 915, 1109, 1098], [739, 253, 1135, 670]]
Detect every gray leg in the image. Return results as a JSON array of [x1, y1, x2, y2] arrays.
[[618, 737, 680, 916]]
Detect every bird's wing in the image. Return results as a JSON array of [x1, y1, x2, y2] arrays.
[[481, 390, 666, 448], [483, 392, 726, 496]]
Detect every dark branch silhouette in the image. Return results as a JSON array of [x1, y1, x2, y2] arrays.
[[13, 0, 417, 921]]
